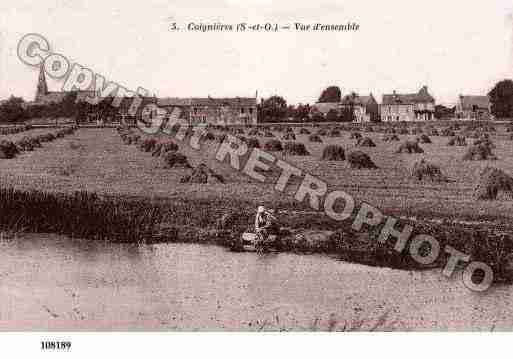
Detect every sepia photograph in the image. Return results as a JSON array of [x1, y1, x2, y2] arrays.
[[1, 0, 513, 356]]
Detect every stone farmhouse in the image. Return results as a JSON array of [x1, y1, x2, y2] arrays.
[[455, 95, 492, 120], [381, 86, 435, 122]]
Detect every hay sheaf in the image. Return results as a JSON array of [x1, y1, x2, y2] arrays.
[[283, 142, 310, 156], [180, 163, 225, 184], [321, 145, 345, 161], [382, 134, 399, 142], [299, 128, 311, 135], [416, 134, 432, 144], [349, 131, 362, 139], [356, 137, 376, 147], [308, 134, 323, 143], [282, 132, 296, 141], [410, 127, 423, 135], [463, 144, 497, 161], [316, 129, 327, 136], [441, 128, 456, 137], [397, 128, 409, 135], [162, 152, 192, 169], [347, 151, 378, 169], [0, 140, 19, 159], [264, 131, 275, 138], [411, 159, 448, 182], [329, 129, 341, 137], [474, 167, 513, 200], [447, 136, 467, 146], [396, 140, 424, 154], [263, 139, 283, 152]]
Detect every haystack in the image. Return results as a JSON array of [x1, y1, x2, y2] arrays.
[[411, 159, 448, 182], [356, 137, 376, 147], [16, 136, 37, 151], [283, 142, 310, 156], [263, 139, 283, 152], [463, 144, 497, 161], [364, 126, 374, 133], [299, 128, 311, 135], [382, 134, 400, 142], [162, 152, 192, 169], [282, 133, 296, 140], [246, 138, 260, 148], [316, 129, 327, 136], [264, 131, 275, 138], [321, 145, 345, 161], [329, 129, 341, 137], [308, 134, 323, 143], [428, 128, 440, 136], [396, 140, 424, 154], [474, 167, 513, 200], [397, 128, 409, 135], [349, 131, 362, 139], [347, 151, 378, 169], [0, 140, 19, 159], [152, 140, 178, 157], [180, 163, 225, 184], [139, 137, 158, 152], [441, 128, 456, 137], [204, 132, 216, 141], [384, 127, 396, 134], [417, 134, 432, 144], [447, 136, 467, 146], [473, 137, 495, 149]]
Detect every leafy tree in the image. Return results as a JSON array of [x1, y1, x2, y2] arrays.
[[310, 108, 325, 122], [0, 96, 26, 123], [488, 79, 513, 119], [434, 105, 455, 120], [318, 86, 341, 103], [258, 95, 287, 122]]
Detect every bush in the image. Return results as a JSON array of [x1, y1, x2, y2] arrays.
[[411, 159, 447, 182], [321, 145, 345, 161], [463, 144, 497, 161], [356, 137, 376, 147], [347, 151, 378, 169], [474, 167, 513, 200], [162, 152, 192, 168], [283, 142, 310, 156], [263, 139, 283, 151], [397, 140, 424, 154], [447, 136, 467, 146], [417, 134, 432, 144], [308, 134, 322, 143]]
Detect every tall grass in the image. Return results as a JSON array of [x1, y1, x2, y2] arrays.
[[0, 188, 162, 242]]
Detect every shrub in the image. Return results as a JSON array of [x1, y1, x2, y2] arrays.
[[347, 151, 378, 169], [474, 167, 513, 200], [308, 134, 323, 143], [162, 152, 192, 168], [321, 145, 345, 161], [356, 137, 376, 147], [283, 142, 310, 156], [396, 140, 424, 154], [417, 134, 432, 144], [263, 139, 283, 151], [411, 159, 448, 182], [463, 144, 497, 161], [447, 136, 467, 146]]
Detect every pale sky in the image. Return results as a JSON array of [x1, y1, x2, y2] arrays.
[[1, 0, 512, 106]]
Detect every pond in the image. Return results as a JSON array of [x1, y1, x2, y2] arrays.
[[0, 233, 511, 331]]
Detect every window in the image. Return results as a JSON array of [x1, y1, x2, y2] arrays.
[[241, 108, 245, 114], [249, 107, 253, 114]]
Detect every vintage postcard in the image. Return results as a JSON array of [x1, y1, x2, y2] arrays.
[[0, 0, 513, 355]]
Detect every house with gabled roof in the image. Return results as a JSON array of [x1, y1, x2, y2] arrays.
[[381, 86, 435, 122], [340, 93, 379, 122], [455, 95, 492, 120]]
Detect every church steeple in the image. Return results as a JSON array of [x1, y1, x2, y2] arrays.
[[35, 63, 48, 101]]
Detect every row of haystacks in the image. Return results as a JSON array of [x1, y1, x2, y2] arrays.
[[0, 124, 32, 136], [0, 126, 77, 159]]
